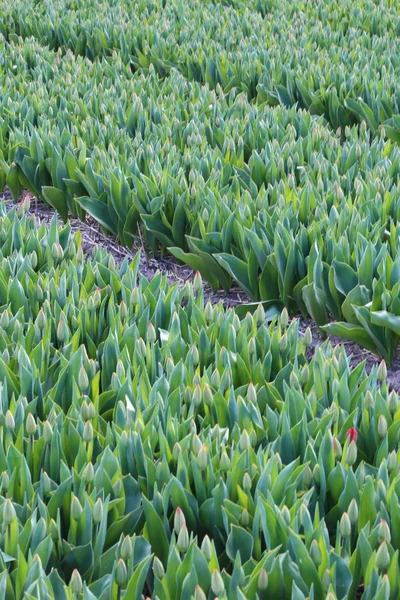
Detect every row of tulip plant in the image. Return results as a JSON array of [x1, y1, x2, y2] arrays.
[[2, 32, 400, 359], [0, 200, 399, 599]]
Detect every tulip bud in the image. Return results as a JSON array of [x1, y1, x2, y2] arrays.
[[333, 438, 342, 459], [119, 301, 128, 320], [300, 364, 309, 386], [42, 471, 51, 494], [1, 471, 9, 491], [303, 327, 312, 347], [258, 568, 268, 591], [220, 451, 231, 471], [322, 569, 331, 591], [242, 472, 252, 490], [26, 413, 36, 435], [177, 524, 189, 553], [3, 499, 16, 525], [281, 505, 291, 525], [348, 499, 358, 524], [378, 520, 391, 544], [174, 507, 186, 534], [120, 536, 132, 560], [365, 389, 374, 408], [377, 360, 387, 382], [193, 271, 202, 293], [201, 535, 213, 561], [5, 410, 15, 431], [83, 421, 93, 443], [205, 302, 214, 323], [203, 384, 213, 406], [43, 420, 53, 443], [50, 518, 59, 541], [115, 559, 127, 586], [340, 512, 351, 538], [388, 390, 398, 414], [36, 309, 47, 330], [153, 556, 165, 579], [310, 539, 322, 566], [71, 496, 83, 520], [376, 541, 390, 570], [192, 434, 202, 454], [84, 462, 94, 483], [290, 370, 300, 390], [211, 570, 225, 596], [0, 310, 9, 329], [131, 286, 140, 305], [248, 337, 256, 355], [172, 442, 181, 462], [247, 383, 257, 404], [197, 445, 208, 471], [388, 450, 397, 471], [193, 384, 202, 406], [210, 369, 221, 389], [378, 415, 387, 438], [191, 345, 199, 366], [93, 498, 103, 524], [194, 585, 207, 600], [70, 569, 83, 594], [346, 441, 357, 466], [147, 322, 156, 343], [303, 466, 313, 488], [78, 366, 89, 392], [279, 332, 288, 351], [136, 337, 146, 356], [255, 303, 265, 324], [239, 429, 251, 451]]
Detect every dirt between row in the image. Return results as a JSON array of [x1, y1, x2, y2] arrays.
[[2, 191, 400, 391]]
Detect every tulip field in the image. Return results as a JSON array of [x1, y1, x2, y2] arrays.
[[1, 0, 400, 598]]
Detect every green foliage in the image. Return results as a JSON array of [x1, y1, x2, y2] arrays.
[[0, 203, 397, 598]]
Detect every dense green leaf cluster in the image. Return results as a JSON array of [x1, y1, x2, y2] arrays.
[[2, 25, 400, 358], [0, 203, 399, 599]]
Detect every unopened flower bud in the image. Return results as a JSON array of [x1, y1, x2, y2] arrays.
[[43, 420, 53, 443], [193, 272, 202, 293], [3, 499, 16, 524], [83, 421, 93, 443], [153, 556, 165, 579], [115, 559, 127, 586], [70, 569, 83, 594], [239, 429, 251, 451], [346, 441, 357, 466], [340, 512, 351, 538], [211, 570, 225, 595], [377, 360, 387, 382], [120, 536, 132, 560], [84, 462, 94, 483], [310, 539, 322, 566], [26, 413, 36, 435], [78, 366, 89, 392], [303, 327, 312, 347], [348, 499, 358, 524], [5, 410, 14, 431], [258, 568, 268, 591], [378, 520, 391, 544], [194, 585, 207, 600], [197, 445, 208, 470], [376, 541, 390, 570], [71, 496, 83, 520], [93, 498, 103, 524], [242, 472, 252, 490], [378, 415, 388, 438]]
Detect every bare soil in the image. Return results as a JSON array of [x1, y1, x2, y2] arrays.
[[3, 191, 400, 390]]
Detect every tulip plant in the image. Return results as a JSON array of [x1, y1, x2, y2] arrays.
[[0, 0, 400, 359], [0, 201, 397, 599]]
